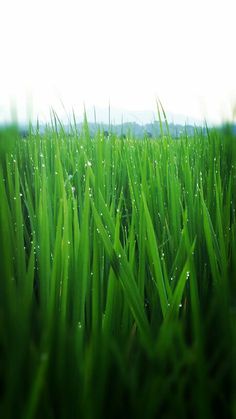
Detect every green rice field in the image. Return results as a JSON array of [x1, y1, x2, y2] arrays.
[[0, 116, 236, 418]]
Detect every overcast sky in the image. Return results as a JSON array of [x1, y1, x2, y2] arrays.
[[0, 0, 235, 125]]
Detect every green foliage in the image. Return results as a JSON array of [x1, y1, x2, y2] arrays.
[[0, 124, 18, 162], [0, 121, 235, 418]]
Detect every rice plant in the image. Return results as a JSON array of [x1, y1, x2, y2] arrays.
[[0, 117, 235, 418]]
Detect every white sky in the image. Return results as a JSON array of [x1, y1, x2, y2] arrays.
[[0, 0, 236, 125]]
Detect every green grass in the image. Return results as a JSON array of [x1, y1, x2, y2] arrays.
[[0, 119, 235, 418]]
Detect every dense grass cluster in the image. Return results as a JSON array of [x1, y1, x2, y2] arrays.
[[0, 120, 235, 418]]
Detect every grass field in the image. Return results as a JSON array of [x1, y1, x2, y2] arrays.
[[0, 115, 236, 418]]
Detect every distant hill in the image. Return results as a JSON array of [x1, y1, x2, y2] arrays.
[[3, 120, 235, 140], [77, 121, 206, 138]]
